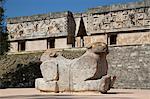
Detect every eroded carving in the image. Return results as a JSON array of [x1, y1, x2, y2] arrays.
[[35, 42, 116, 93], [7, 18, 67, 39], [87, 8, 150, 32]]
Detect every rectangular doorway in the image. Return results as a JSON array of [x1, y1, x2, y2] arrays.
[[18, 41, 26, 51], [47, 38, 55, 48]]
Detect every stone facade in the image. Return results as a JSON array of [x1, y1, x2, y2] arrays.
[[7, 0, 150, 52], [26, 40, 47, 51], [7, 12, 68, 40], [107, 44, 150, 89], [7, 11, 75, 52], [117, 32, 150, 45]]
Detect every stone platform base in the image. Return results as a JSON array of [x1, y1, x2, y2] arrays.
[[35, 75, 116, 93]]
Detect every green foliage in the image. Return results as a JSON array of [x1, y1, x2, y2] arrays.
[[0, 0, 9, 55]]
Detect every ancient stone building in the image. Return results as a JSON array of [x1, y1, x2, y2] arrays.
[[7, 12, 76, 52], [7, 0, 150, 52], [5, 0, 150, 89]]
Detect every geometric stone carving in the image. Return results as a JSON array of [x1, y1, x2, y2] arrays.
[[35, 42, 116, 93], [87, 8, 150, 33], [7, 18, 67, 40]]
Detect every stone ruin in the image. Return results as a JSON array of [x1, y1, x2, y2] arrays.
[[7, 0, 150, 53], [35, 42, 116, 93]]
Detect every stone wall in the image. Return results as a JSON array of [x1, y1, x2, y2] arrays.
[[26, 40, 47, 51], [107, 44, 150, 89], [117, 31, 150, 45], [76, 35, 107, 47], [55, 38, 72, 48], [88, 1, 145, 13], [10, 42, 18, 52]]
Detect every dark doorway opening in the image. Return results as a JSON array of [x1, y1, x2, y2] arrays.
[[18, 41, 26, 51], [47, 38, 55, 48], [110, 34, 117, 45]]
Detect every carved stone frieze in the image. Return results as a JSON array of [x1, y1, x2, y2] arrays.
[[87, 8, 150, 33], [7, 18, 67, 40]]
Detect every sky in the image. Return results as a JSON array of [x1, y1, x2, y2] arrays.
[[4, 0, 141, 18]]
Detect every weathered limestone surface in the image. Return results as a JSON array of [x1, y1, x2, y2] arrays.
[[75, 1, 150, 46], [7, 0, 150, 53], [35, 42, 115, 93], [40, 59, 59, 81], [10, 42, 18, 52], [88, 1, 145, 13], [40, 49, 63, 62], [7, 11, 70, 23], [76, 35, 107, 48], [26, 40, 47, 51], [83, 36, 91, 47], [107, 44, 150, 89], [55, 38, 72, 49], [87, 7, 150, 34], [35, 78, 57, 92], [7, 11, 76, 42], [117, 32, 150, 45], [7, 17, 67, 40], [91, 35, 107, 44]]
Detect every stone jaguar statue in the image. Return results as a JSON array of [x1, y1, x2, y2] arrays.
[[35, 42, 116, 93]]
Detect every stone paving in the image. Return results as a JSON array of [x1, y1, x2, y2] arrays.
[[0, 88, 150, 99]]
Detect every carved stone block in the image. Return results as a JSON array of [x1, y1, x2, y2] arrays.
[[35, 42, 116, 93]]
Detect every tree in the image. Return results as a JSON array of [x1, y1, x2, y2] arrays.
[[0, 0, 9, 55]]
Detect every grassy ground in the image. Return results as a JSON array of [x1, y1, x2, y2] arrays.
[[0, 52, 43, 88]]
